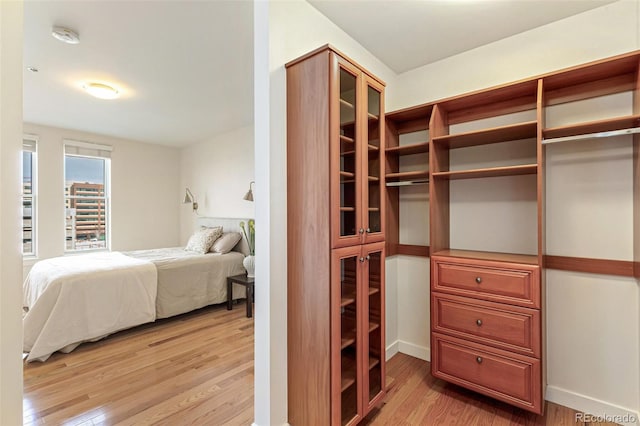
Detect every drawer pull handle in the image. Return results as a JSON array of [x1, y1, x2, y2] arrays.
[[475, 277, 482, 284], [476, 356, 483, 364], [359, 228, 365, 234], [366, 228, 371, 233], [359, 257, 365, 263], [476, 319, 482, 326]]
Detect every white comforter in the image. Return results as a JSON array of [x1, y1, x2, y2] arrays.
[[23, 252, 157, 362]]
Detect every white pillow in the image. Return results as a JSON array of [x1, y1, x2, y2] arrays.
[[210, 232, 242, 254], [185, 226, 223, 254]]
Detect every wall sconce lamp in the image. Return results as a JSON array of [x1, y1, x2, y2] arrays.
[[183, 188, 199, 212], [243, 181, 254, 202]]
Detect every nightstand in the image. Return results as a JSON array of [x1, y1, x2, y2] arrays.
[[226, 274, 255, 318]]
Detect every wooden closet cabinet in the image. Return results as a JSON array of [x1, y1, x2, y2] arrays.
[[287, 45, 386, 426]]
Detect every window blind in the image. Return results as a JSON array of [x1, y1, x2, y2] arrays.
[[64, 139, 112, 159], [23, 138, 37, 153]]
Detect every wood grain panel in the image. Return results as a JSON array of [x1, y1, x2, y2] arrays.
[[432, 333, 542, 414], [432, 121, 537, 149], [432, 256, 541, 309], [634, 57, 640, 280], [432, 292, 541, 357], [544, 255, 635, 277], [428, 104, 450, 254], [384, 121, 399, 255], [395, 244, 429, 257], [287, 50, 332, 426], [536, 78, 547, 413]]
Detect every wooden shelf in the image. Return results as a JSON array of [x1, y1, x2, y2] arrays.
[[368, 207, 380, 212], [432, 164, 537, 180], [368, 176, 380, 182], [340, 99, 354, 109], [369, 321, 380, 333], [368, 144, 380, 151], [341, 329, 356, 349], [369, 356, 380, 370], [340, 171, 355, 179], [385, 170, 429, 182], [369, 287, 380, 296], [432, 249, 539, 265], [432, 121, 537, 149], [341, 355, 357, 392], [340, 207, 355, 212], [543, 114, 640, 140], [340, 135, 355, 144], [385, 142, 429, 156], [341, 294, 355, 307], [368, 113, 379, 121]]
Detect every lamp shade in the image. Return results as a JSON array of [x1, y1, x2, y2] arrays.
[[243, 181, 254, 202]]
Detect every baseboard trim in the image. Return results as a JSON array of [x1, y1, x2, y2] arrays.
[[386, 340, 399, 361], [546, 385, 640, 426], [251, 423, 289, 426], [397, 340, 430, 362]]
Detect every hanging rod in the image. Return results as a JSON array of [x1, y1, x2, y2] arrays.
[[386, 179, 429, 187], [542, 127, 640, 145]]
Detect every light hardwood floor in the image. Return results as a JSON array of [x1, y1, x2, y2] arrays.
[[24, 303, 616, 425]]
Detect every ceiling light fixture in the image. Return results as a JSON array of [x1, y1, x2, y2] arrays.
[[82, 82, 120, 100], [52, 26, 80, 44]]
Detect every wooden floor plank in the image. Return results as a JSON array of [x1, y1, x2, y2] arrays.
[[25, 303, 616, 425]]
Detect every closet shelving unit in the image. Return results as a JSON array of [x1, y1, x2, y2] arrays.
[[382, 49, 640, 415], [384, 105, 432, 257]]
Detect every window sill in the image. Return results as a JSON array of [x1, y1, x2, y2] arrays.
[[23, 257, 38, 266]]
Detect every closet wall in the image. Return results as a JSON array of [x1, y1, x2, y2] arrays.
[[386, 0, 640, 420]]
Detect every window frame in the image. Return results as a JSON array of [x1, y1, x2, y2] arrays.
[[22, 135, 38, 258], [63, 142, 112, 253]]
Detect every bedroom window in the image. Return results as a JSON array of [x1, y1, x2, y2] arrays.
[[22, 137, 37, 256], [64, 140, 112, 252]]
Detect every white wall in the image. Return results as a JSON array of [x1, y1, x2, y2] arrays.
[[179, 125, 254, 243], [389, 0, 640, 422], [0, 1, 24, 424], [22, 123, 181, 277], [256, 1, 397, 424]]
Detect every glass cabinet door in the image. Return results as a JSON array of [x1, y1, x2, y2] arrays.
[[331, 246, 362, 426], [332, 55, 363, 249], [362, 77, 385, 243], [363, 243, 385, 410]]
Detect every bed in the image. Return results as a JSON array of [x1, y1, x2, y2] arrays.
[[22, 217, 251, 362]]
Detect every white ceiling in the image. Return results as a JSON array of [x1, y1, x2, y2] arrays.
[[24, 1, 617, 147], [23, 1, 253, 147], [309, 0, 618, 74]]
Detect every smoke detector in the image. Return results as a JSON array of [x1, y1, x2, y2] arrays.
[[52, 26, 80, 44]]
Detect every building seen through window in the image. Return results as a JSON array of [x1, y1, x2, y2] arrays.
[[65, 154, 110, 251]]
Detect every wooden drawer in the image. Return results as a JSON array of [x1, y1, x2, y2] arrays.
[[432, 293, 540, 357], [432, 256, 540, 308], [432, 333, 542, 414]]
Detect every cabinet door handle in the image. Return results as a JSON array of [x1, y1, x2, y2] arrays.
[[476, 319, 482, 326], [476, 356, 483, 364], [359, 228, 365, 234], [366, 228, 371, 233], [475, 277, 482, 284], [365, 255, 370, 261], [359, 257, 365, 263]]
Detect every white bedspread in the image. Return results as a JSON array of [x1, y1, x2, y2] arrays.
[[23, 252, 157, 362]]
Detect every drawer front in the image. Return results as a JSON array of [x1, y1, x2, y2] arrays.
[[433, 258, 540, 308], [432, 293, 540, 357], [432, 333, 542, 414]]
